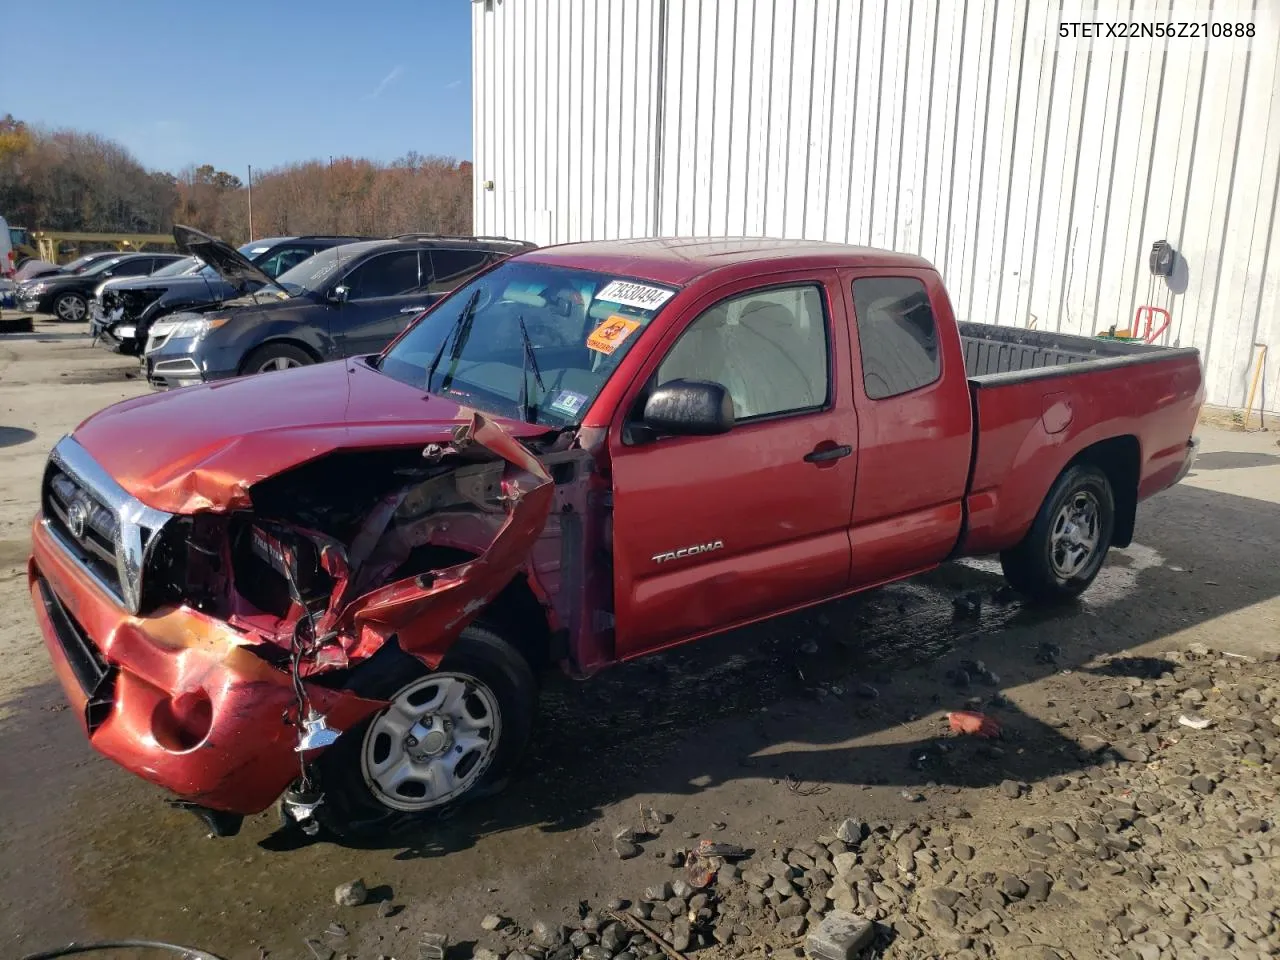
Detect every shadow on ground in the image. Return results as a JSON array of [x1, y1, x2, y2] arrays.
[[2, 481, 1277, 953], [286, 481, 1280, 857], [1191, 450, 1280, 470]]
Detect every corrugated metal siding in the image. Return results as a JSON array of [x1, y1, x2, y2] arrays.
[[474, 0, 1280, 412]]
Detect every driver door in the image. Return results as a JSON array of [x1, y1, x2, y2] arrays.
[[607, 271, 859, 659], [330, 250, 429, 357]]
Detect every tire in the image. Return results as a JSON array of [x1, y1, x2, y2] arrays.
[[53, 292, 88, 322], [241, 342, 314, 375], [1000, 464, 1115, 604], [310, 623, 537, 838]]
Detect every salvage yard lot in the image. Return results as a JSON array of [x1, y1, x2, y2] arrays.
[[0, 323, 1278, 959]]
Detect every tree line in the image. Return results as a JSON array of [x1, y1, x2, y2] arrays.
[[0, 115, 473, 246]]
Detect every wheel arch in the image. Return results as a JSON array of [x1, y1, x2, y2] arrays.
[[1065, 434, 1141, 547], [375, 544, 554, 674], [238, 337, 323, 374]]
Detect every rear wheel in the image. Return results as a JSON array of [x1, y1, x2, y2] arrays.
[[1000, 464, 1115, 603], [310, 624, 537, 838], [242, 342, 313, 375], [53, 292, 88, 322]]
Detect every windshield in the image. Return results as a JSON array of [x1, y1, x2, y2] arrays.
[[81, 256, 125, 276], [378, 260, 678, 427], [65, 253, 109, 274], [273, 246, 352, 296], [152, 256, 201, 278]]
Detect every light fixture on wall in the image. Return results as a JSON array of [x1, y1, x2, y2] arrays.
[[1149, 240, 1176, 277]]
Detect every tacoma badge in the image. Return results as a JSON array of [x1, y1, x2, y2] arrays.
[[652, 540, 724, 564]]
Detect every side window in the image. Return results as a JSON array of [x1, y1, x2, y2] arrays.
[[428, 249, 490, 294], [851, 277, 940, 399], [113, 258, 155, 277], [343, 251, 421, 300], [258, 246, 314, 277], [656, 284, 829, 421]]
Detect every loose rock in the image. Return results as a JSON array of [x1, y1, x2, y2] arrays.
[[805, 912, 876, 960], [333, 880, 367, 908]]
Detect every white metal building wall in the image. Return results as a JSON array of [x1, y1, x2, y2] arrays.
[[473, 0, 1280, 413]]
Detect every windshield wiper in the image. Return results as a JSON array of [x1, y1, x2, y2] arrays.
[[516, 315, 546, 423], [425, 288, 481, 393]]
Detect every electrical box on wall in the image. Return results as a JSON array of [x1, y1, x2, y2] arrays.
[[1150, 240, 1176, 278]]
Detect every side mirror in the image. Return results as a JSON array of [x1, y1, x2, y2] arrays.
[[328, 285, 350, 304], [642, 379, 735, 437]]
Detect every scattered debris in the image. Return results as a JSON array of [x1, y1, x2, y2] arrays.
[[946, 710, 1002, 738], [1178, 713, 1214, 730], [417, 933, 448, 960], [951, 591, 983, 617]]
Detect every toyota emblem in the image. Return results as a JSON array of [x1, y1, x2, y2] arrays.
[[67, 498, 90, 540]]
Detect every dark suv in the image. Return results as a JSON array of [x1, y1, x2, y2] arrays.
[[144, 226, 535, 389], [92, 233, 370, 355]]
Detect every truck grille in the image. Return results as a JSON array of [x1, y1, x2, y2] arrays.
[[42, 436, 173, 613], [44, 464, 126, 601]]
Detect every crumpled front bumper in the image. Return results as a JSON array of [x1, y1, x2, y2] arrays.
[[28, 513, 385, 815]]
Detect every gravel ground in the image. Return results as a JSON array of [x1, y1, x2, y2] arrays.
[[0, 323, 1277, 960]]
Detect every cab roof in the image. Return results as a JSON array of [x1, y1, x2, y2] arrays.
[[519, 237, 936, 286]]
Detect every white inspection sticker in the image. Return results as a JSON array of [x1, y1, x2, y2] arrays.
[[596, 279, 674, 311]]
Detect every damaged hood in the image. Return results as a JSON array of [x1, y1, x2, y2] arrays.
[[72, 359, 554, 514], [173, 224, 279, 293]]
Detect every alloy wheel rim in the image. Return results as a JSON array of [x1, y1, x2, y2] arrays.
[[360, 672, 501, 812], [56, 295, 86, 321], [259, 356, 300, 372], [1049, 490, 1101, 579]]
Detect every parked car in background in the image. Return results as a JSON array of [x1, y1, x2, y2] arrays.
[[0, 215, 14, 277], [16, 253, 187, 321], [93, 234, 371, 354], [144, 225, 534, 388], [13, 253, 127, 289], [14, 258, 62, 282]]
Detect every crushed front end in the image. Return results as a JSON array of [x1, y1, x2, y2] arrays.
[[27, 412, 565, 821]]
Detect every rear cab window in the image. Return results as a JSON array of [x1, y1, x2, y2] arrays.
[[850, 276, 940, 399]]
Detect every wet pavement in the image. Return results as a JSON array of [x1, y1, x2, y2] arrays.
[[0, 330, 1277, 959]]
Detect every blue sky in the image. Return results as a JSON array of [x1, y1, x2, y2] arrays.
[[4, 0, 474, 175]]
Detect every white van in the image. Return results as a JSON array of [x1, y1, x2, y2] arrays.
[[0, 216, 14, 278]]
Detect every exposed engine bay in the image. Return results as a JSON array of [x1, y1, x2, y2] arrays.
[[147, 413, 602, 680]]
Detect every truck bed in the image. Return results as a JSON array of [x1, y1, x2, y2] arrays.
[[958, 321, 1194, 384], [957, 319, 1204, 557]]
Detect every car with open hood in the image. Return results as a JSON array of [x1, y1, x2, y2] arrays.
[[16, 252, 188, 322], [91, 231, 372, 355], [142, 225, 534, 389]]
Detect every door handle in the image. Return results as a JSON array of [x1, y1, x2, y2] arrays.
[[804, 443, 853, 463], [400, 305, 427, 314]]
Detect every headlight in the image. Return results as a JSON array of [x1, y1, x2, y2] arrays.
[[150, 316, 230, 341], [24, 281, 48, 295]]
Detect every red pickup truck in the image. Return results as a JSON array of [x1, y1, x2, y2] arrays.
[[28, 238, 1203, 838]]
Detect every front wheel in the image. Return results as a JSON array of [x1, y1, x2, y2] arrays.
[[53, 292, 88, 322], [242, 342, 314, 375], [310, 624, 537, 838], [1000, 464, 1115, 604]]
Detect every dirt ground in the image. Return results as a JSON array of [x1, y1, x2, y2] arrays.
[[0, 321, 1276, 960]]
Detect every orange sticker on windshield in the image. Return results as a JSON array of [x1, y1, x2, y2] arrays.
[[586, 316, 641, 355]]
